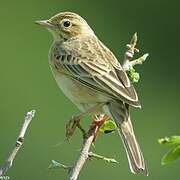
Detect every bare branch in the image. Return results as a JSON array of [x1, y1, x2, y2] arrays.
[[69, 125, 98, 180], [123, 32, 138, 68], [0, 110, 36, 176], [122, 33, 148, 71], [67, 114, 117, 180]]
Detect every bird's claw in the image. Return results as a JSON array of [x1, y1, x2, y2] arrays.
[[65, 115, 81, 140], [91, 114, 110, 142]]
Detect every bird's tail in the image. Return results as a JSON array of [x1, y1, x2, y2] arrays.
[[106, 102, 148, 176]]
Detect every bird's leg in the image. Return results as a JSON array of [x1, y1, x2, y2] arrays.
[[65, 102, 106, 140], [91, 114, 110, 142], [65, 115, 85, 140]]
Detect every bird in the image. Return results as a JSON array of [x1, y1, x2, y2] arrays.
[[35, 12, 148, 175]]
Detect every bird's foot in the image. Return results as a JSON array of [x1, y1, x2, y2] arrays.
[[91, 114, 110, 142], [65, 115, 85, 140]]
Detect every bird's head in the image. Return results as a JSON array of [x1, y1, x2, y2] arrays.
[[35, 12, 95, 41]]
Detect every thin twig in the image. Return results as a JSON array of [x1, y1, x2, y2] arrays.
[[88, 152, 119, 164], [130, 53, 149, 67], [123, 32, 138, 69], [0, 110, 36, 176], [122, 33, 148, 71], [49, 160, 71, 171]]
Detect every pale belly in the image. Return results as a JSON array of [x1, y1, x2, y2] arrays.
[[51, 68, 108, 113]]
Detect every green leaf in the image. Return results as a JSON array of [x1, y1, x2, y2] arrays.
[[100, 120, 117, 134], [158, 136, 180, 145], [127, 66, 140, 83], [131, 72, 140, 83], [161, 144, 180, 165]]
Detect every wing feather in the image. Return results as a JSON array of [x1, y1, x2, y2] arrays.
[[55, 37, 140, 107]]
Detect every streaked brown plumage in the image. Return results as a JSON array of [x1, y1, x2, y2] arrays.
[[36, 12, 148, 175]]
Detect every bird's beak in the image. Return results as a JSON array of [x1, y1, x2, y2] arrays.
[[35, 20, 55, 28]]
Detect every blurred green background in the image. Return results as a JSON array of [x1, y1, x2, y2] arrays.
[[0, 0, 179, 179]]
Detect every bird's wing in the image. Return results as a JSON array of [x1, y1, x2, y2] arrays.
[[55, 37, 140, 107]]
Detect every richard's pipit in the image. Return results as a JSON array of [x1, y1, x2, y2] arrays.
[[36, 12, 148, 175]]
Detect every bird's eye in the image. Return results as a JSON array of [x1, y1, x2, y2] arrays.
[[63, 20, 71, 28]]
